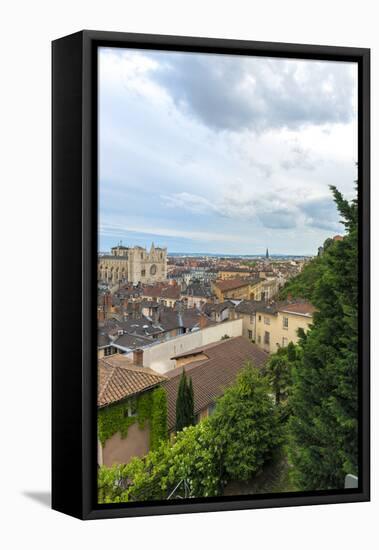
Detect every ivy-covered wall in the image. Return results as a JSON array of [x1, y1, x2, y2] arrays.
[[98, 387, 168, 452]]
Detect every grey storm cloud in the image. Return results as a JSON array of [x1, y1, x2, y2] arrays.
[[150, 53, 356, 133], [161, 191, 341, 232], [257, 210, 297, 230], [299, 195, 341, 231]]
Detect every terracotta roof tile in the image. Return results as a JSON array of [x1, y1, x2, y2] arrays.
[[98, 355, 166, 407], [162, 336, 268, 431], [214, 277, 261, 292], [278, 302, 315, 316]]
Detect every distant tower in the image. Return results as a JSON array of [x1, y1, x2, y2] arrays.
[[265, 248, 269, 259]]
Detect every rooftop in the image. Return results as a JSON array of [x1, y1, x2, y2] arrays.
[[278, 302, 316, 316], [113, 333, 153, 350], [235, 300, 265, 315], [213, 277, 262, 292], [98, 355, 166, 407], [163, 336, 268, 431], [236, 299, 315, 317], [142, 285, 181, 300]]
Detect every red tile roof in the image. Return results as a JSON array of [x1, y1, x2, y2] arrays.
[[98, 355, 166, 408], [214, 277, 261, 292], [278, 302, 315, 316], [163, 336, 268, 431]]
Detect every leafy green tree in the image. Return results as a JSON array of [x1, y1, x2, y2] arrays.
[[279, 251, 328, 301], [163, 422, 221, 498], [175, 370, 195, 432], [287, 341, 297, 362], [150, 387, 168, 451], [210, 362, 282, 482], [98, 363, 284, 503], [98, 420, 221, 503], [266, 349, 292, 406], [288, 185, 358, 490]]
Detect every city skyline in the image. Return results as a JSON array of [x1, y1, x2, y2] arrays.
[[99, 241, 310, 259], [99, 47, 357, 255]]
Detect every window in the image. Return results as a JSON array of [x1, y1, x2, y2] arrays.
[[248, 330, 253, 340], [283, 316, 289, 329], [208, 403, 216, 416], [264, 316, 270, 325], [141, 269, 146, 276], [282, 337, 288, 347], [258, 315, 262, 322], [264, 331, 270, 345], [124, 398, 137, 418]]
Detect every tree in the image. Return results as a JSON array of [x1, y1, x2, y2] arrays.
[[175, 370, 195, 432], [278, 250, 327, 301], [98, 363, 284, 503], [288, 184, 358, 490], [266, 349, 292, 406], [287, 341, 297, 362], [188, 377, 194, 426], [210, 362, 282, 482], [150, 387, 168, 451], [98, 420, 221, 503]]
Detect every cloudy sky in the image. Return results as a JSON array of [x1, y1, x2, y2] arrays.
[[98, 47, 357, 255]]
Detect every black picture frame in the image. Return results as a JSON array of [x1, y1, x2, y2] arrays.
[[52, 30, 370, 520]]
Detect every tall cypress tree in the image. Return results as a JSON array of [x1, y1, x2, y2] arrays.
[[188, 377, 195, 426], [288, 184, 358, 490], [266, 349, 292, 406], [175, 370, 195, 432]]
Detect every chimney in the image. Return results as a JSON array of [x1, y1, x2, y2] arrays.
[[152, 306, 159, 324], [104, 292, 112, 310], [132, 301, 140, 319], [199, 314, 208, 330], [98, 308, 105, 322], [133, 349, 144, 367]]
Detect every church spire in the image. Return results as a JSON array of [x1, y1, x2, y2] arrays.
[[266, 247, 269, 259]]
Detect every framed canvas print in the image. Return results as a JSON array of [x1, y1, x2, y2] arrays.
[[52, 30, 370, 520]]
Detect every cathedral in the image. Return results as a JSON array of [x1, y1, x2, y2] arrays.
[[98, 243, 167, 285]]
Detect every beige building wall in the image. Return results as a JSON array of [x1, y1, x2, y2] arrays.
[[127, 318, 243, 374], [238, 313, 256, 341], [186, 295, 210, 309], [213, 280, 266, 302], [101, 422, 151, 467], [219, 270, 251, 280], [255, 310, 312, 354]]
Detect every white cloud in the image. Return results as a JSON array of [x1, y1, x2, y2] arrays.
[[99, 220, 251, 244], [98, 47, 357, 254]]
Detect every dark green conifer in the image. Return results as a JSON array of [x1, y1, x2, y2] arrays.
[[288, 184, 358, 490]]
